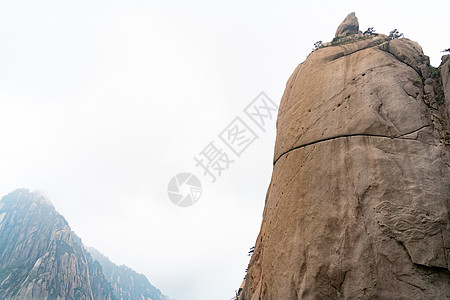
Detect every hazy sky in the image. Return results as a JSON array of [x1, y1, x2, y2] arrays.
[[1, 1, 449, 299]]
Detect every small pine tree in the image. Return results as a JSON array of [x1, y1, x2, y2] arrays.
[[313, 41, 323, 50], [388, 29, 403, 40], [363, 27, 376, 35]]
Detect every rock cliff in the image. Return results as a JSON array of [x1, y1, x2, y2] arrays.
[[0, 189, 109, 299], [0, 189, 170, 300], [88, 247, 169, 300], [239, 13, 450, 299]]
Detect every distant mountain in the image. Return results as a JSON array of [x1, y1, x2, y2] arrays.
[[0, 189, 171, 300], [88, 247, 170, 300]]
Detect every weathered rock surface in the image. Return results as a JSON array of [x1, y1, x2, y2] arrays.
[[0, 189, 113, 299], [0, 189, 171, 300], [379, 38, 431, 78], [441, 55, 450, 121], [335, 12, 359, 37], [240, 15, 450, 300], [88, 247, 169, 300]]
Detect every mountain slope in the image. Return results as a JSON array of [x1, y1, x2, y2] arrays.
[[0, 189, 114, 299], [240, 13, 450, 299], [88, 247, 170, 300], [0, 189, 170, 300]]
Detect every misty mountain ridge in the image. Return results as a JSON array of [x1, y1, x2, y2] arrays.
[[0, 188, 171, 300]]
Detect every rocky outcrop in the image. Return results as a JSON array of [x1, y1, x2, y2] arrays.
[[0, 189, 113, 299], [379, 38, 431, 78], [0, 189, 171, 300], [335, 12, 359, 37], [240, 14, 450, 300], [88, 247, 170, 300], [441, 55, 450, 123]]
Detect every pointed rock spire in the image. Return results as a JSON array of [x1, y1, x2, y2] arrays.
[[335, 12, 359, 37]]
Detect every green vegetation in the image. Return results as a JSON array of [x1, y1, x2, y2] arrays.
[[333, 34, 379, 46], [313, 41, 323, 50], [442, 48, 450, 53], [363, 27, 377, 36], [312, 26, 393, 52], [331, 36, 342, 45], [388, 29, 403, 40], [412, 78, 422, 83], [312, 34, 381, 53], [431, 69, 440, 79], [445, 131, 450, 145], [232, 288, 243, 300]]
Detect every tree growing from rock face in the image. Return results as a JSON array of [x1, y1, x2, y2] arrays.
[[313, 41, 323, 50], [389, 29, 403, 40], [363, 27, 377, 35]]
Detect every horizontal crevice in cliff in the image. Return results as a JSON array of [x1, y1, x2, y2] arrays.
[[273, 125, 431, 166]]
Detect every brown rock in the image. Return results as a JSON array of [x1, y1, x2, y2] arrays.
[[441, 55, 450, 119], [335, 12, 359, 37], [379, 38, 431, 78], [240, 18, 450, 300]]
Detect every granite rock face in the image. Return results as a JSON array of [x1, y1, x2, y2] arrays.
[[335, 12, 359, 37], [441, 55, 450, 121], [88, 247, 170, 300], [0, 189, 171, 300], [0, 189, 113, 299], [240, 15, 450, 300]]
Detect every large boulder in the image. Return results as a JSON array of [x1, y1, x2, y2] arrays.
[[335, 12, 359, 37], [240, 17, 450, 300]]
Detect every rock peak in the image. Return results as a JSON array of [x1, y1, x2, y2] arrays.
[[335, 12, 359, 37], [239, 22, 450, 299]]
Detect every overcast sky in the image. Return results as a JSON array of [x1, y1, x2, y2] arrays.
[[1, 1, 449, 299]]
